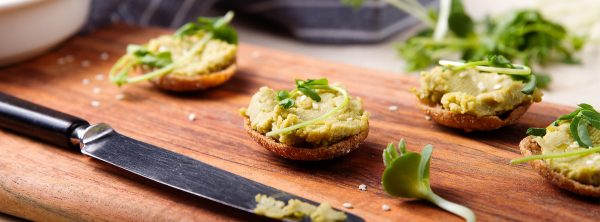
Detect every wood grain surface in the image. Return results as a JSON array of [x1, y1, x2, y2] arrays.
[[0, 24, 598, 222]]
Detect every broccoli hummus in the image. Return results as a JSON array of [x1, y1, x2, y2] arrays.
[[254, 194, 347, 222], [414, 67, 542, 117], [145, 34, 236, 76], [242, 86, 369, 147], [535, 122, 600, 185]]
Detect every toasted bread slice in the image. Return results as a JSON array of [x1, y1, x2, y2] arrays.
[[243, 116, 368, 161], [519, 136, 600, 197], [148, 62, 237, 92], [419, 101, 531, 132]]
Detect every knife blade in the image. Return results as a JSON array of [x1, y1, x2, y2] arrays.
[[0, 92, 364, 222]]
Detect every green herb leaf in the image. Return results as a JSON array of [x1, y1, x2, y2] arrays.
[[448, 13, 474, 37], [521, 74, 537, 95], [578, 103, 595, 111], [526, 128, 547, 137], [174, 11, 237, 44], [487, 55, 513, 68], [278, 98, 295, 109], [381, 139, 476, 222], [570, 116, 586, 147], [297, 86, 321, 102], [399, 139, 407, 155], [577, 118, 593, 148]]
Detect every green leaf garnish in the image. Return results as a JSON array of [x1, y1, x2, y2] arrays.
[[276, 90, 295, 109], [265, 79, 349, 137], [520, 74, 537, 95], [526, 128, 546, 137], [109, 11, 237, 86], [382, 139, 476, 222]]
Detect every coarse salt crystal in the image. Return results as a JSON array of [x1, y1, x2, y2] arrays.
[[312, 103, 319, 109], [493, 84, 502, 90], [300, 95, 307, 101], [81, 60, 91, 68], [586, 160, 594, 165], [382, 204, 391, 211], [100, 52, 109, 60], [458, 72, 467, 77], [388, 105, 398, 111], [358, 184, 367, 191], [115, 94, 125, 100], [92, 87, 101, 94], [96, 74, 105, 81], [82, 78, 90, 85], [342, 203, 353, 209], [425, 115, 432, 120], [188, 113, 197, 121], [91, 100, 100, 107]]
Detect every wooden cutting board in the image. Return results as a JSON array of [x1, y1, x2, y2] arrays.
[[0, 24, 598, 222]]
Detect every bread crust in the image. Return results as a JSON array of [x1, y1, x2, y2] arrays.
[[149, 62, 237, 92], [243, 117, 368, 161], [419, 102, 531, 132], [519, 136, 600, 197]]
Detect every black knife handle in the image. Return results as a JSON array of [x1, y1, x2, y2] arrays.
[[0, 92, 89, 150]]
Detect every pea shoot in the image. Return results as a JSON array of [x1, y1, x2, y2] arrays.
[[439, 55, 537, 95], [512, 103, 600, 164], [109, 11, 237, 86], [382, 139, 476, 222], [266, 78, 350, 137]]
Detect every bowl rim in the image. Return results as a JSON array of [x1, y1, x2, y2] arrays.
[[0, 0, 44, 13]]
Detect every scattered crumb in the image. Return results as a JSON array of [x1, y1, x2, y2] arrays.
[[388, 105, 398, 111], [312, 102, 319, 109], [82, 78, 90, 85], [251, 51, 261, 58], [81, 60, 91, 68], [57, 57, 66, 65], [425, 115, 432, 121], [493, 84, 502, 90], [100, 52, 109, 60], [342, 203, 353, 209], [95, 74, 105, 81], [92, 87, 101, 94], [115, 93, 125, 100], [65, 55, 74, 62], [188, 113, 197, 121], [358, 184, 367, 191], [382, 204, 391, 211], [91, 100, 100, 108]]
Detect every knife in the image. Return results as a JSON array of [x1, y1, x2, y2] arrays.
[[0, 92, 364, 222]]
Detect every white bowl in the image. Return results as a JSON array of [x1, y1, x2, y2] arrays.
[[0, 0, 90, 66]]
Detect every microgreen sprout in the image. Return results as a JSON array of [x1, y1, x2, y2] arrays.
[[512, 103, 600, 164], [266, 78, 350, 137], [382, 139, 476, 222], [439, 55, 537, 95], [109, 11, 237, 86]]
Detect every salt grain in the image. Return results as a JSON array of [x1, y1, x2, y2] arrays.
[[358, 184, 367, 191], [425, 115, 432, 120], [312, 103, 319, 109], [188, 113, 197, 121], [100, 52, 109, 60], [251, 51, 261, 58], [388, 105, 398, 111], [81, 60, 91, 68], [95, 74, 105, 81], [477, 82, 486, 91], [57, 57, 66, 65], [91, 100, 100, 108], [382, 204, 391, 211], [342, 203, 353, 209], [300, 95, 307, 101], [82, 78, 90, 85], [92, 87, 101, 94], [115, 93, 125, 100], [458, 72, 467, 77]]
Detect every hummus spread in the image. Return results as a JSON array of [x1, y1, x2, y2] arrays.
[[145, 34, 236, 76], [242, 86, 369, 147], [535, 122, 600, 185], [254, 194, 347, 222], [414, 67, 542, 117]]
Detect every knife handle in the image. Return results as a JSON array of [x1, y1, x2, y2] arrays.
[[0, 92, 89, 150]]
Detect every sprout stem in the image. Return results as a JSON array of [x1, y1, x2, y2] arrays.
[[427, 192, 476, 222], [511, 146, 600, 164], [265, 85, 349, 137]]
